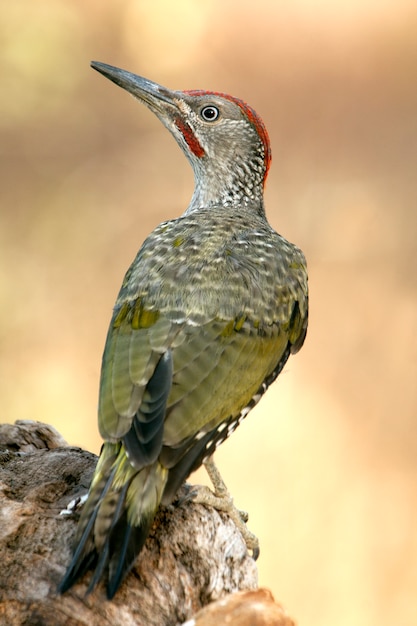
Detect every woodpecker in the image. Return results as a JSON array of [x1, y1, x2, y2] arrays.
[[59, 62, 308, 599]]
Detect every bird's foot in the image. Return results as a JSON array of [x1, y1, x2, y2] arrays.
[[191, 456, 260, 560]]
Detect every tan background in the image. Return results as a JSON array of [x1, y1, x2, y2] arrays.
[[1, 1, 416, 624]]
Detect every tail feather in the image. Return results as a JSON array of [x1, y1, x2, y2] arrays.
[[107, 513, 154, 599], [59, 444, 166, 597], [85, 476, 130, 595], [58, 500, 101, 594], [59, 546, 97, 595], [59, 464, 118, 594]]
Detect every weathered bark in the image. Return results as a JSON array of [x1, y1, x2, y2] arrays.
[[0, 420, 260, 625]]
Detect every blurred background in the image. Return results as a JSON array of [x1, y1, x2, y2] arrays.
[[1, 1, 416, 624]]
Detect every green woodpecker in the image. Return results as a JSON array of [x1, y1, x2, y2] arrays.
[[59, 62, 308, 599]]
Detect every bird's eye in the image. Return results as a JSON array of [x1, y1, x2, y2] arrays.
[[200, 105, 220, 122]]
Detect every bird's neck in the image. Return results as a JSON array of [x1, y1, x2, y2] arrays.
[[185, 159, 266, 217]]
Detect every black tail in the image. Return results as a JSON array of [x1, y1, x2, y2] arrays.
[[106, 513, 154, 598], [58, 463, 118, 595], [59, 449, 158, 598]]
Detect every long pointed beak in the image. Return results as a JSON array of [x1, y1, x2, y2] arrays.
[[91, 61, 206, 161], [91, 61, 176, 113]]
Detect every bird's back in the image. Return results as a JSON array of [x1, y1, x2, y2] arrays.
[[118, 206, 307, 325]]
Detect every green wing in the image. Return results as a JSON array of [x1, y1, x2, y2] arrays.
[[98, 297, 306, 480]]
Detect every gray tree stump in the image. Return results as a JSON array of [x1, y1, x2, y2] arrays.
[[0, 420, 263, 625]]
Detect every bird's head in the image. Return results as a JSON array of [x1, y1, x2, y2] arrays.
[[91, 62, 271, 214]]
